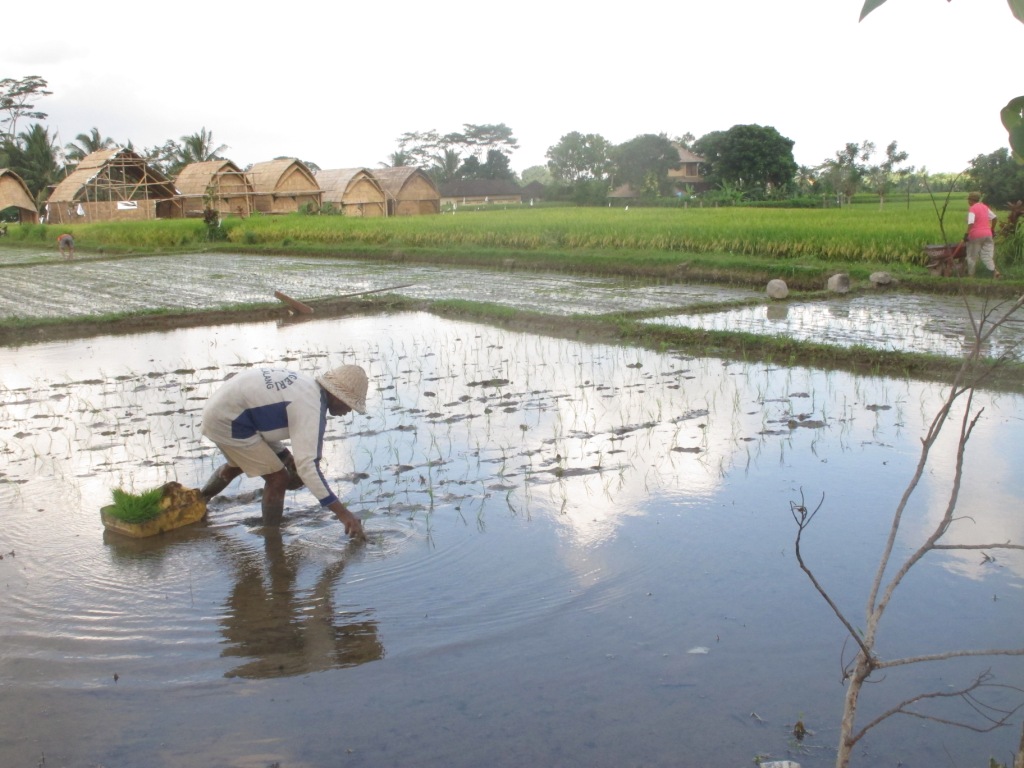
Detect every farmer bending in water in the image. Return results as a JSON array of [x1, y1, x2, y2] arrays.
[[199, 364, 368, 541], [57, 233, 75, 258]]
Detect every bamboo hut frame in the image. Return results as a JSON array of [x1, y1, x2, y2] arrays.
[[315, 168, 387, 217], [0, 168, 39, 223], [45, 148, 182, 224], [246, 159, 322, 214], [371, 167, 440, 216], [175, 160, 254, 218]]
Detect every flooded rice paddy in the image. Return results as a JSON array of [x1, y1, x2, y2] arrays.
[[0, 247, 761, 318], [2, 309, 1022, 768], [3, 246, 1022, 365], [646, 293, 1024, 363]]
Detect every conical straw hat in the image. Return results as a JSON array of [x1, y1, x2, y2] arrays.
[[315, 365, 368, 413]]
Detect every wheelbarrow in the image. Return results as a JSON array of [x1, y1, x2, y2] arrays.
[[923, 241, 966, 277]]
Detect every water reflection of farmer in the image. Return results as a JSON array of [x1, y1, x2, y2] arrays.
[[199, 365, 368, 540], [57, 233, 75, 258], [220, 530, 383, 679]]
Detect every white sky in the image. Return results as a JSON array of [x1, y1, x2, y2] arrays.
[[4, 0, 1020, 176]]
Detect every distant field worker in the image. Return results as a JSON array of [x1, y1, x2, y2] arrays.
[[965, 192, 1001, 279], [57, 233, 75, 259], [199, 365, 369, 540]]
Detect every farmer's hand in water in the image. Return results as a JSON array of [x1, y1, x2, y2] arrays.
[[329, 500, 366, 542]]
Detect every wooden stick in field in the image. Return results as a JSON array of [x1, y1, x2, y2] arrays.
[[273, 291, 315, 314]]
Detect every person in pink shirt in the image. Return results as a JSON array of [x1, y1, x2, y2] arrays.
[[964, 191, 1001, 278]]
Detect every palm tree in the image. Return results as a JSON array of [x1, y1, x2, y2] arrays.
[[3, 123, 62, 210], [64, 127, 116, 166], [429, 148, 462, 184], [165, 127, 228, 177], [381, 150, 413, 168]]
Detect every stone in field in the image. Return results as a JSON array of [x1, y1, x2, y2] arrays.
[[766, 279, 789, 299], [827, 273, 851, 293]]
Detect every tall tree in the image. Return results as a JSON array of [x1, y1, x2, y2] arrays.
[[395, 123, 518, 173], [820, 140, 876, 205], [459, 123, 518, 159], [520, 165, 553, 186], [455, 155, 482, 180], [0, 76, 51, 140], [694, 124, 797, 197], [673, 131, 696, 150], [611, 133, 680, 197], [479, 148, 516, 181], [65, 127, 117, 165], [546, 131, 611, 185], [867, 140, 910, 207], [396, 129, 444, 168], [967, 147, 1024, 207]]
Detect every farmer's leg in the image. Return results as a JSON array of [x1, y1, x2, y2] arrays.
[[201, 462, 243, 500], [979, 238, 999, 276], [260, 468, 290, 525], [965, 239, 983, 276], [203, 440, 281, 501]]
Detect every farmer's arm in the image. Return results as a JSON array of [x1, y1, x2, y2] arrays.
[[327, 499, 365, 540], [287, 395, 337, 505], [287, 390, 365, 540]]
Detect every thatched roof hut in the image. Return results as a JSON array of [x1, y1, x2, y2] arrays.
[[247, 158, 322, 214], [44, 147, 181, 224], [316, 168, 386, 217], [439, 179, 522, 207], [372, 167, 440, 216], [175, 160, 254, 218], [0, 168, 39, 223]]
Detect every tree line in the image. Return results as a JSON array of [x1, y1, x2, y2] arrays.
[[3, 74, 1023, 219]]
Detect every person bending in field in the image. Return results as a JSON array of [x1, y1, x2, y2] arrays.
[[199, 364, 369, 541], [57, 233, 75, 258]]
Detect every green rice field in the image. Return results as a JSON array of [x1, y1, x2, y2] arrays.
[[6, 196, 992, 267]]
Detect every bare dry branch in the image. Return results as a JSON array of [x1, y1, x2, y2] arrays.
[[932, 543, 1024, 552], [878, 648, 1024, 670], [791, 491, 874, 662], [791, 291, 1024, 768], [851, 672, 1024, 746]]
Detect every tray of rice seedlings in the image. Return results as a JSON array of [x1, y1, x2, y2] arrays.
[[100, 481, 207, 538]]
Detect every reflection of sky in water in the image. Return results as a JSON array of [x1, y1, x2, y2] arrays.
[[646, 294, 1024, 362], [1, 311, 1022, 767]]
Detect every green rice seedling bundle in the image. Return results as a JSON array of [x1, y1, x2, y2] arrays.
[[107, 486, 164, 522]]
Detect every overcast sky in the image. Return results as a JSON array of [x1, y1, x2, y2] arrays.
[[4, 0, 1020, 176]]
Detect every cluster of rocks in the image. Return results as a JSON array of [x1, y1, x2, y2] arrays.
[[766, 272, 895, 300]]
